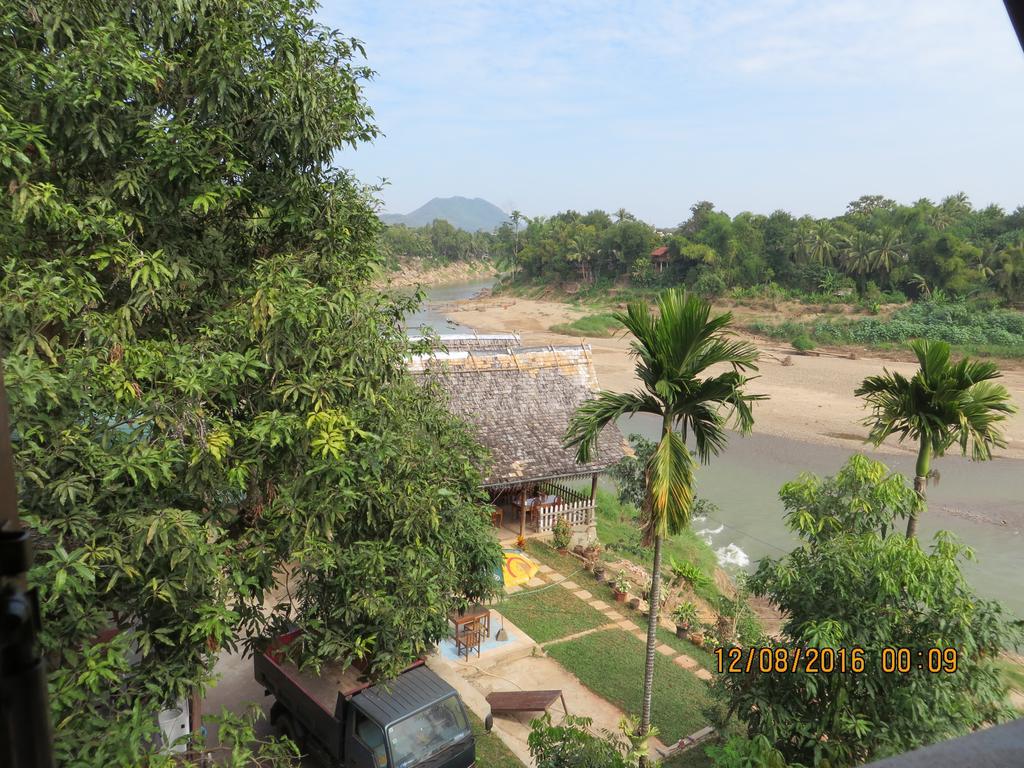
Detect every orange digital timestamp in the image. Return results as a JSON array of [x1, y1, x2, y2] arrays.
[[714, 646, 961, 674], [714, 646, 867, 674]]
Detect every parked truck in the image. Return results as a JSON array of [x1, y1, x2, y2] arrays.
[[254, 630, 482, 768]]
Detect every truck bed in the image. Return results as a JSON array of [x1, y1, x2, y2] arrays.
[[275, 658, 371, 713]]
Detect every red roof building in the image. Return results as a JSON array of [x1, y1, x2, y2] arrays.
[[650, 245, 670, 272]]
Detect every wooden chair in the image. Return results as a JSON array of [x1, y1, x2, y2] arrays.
[[491, 507, 503, 528], [454, 618, 485, 661]]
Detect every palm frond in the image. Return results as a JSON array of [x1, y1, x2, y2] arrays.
[[857, 340, 1016, 459], [643, 428, 694, 545], [564, 390, 660, 463]]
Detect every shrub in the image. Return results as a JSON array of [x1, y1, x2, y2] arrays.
[[613, 571, 630, 594], [693, 268, 727, 297], [791, 334, 816, 351], [668, 556, 712, 591], [529, 713, 650, 768], [672, 601, 699, 629], [552, 517, 572, 550]]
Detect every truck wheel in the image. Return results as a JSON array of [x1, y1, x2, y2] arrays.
[[276, 712, 304, 753]]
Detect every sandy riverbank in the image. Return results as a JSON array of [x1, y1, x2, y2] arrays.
[[375, 258, 501, 289], [444, 295, 1024, 462]]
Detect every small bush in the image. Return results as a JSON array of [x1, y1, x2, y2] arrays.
[[550, 313, 621, 337], [552, 517, 572, 550], [791, 334, 816, 351]]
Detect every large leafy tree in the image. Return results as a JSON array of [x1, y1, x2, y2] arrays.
[[717, 456, 1022, 767], [565, 288, 762, 758], [0, 1, 499, 763], [855, 340, 1016, 538]]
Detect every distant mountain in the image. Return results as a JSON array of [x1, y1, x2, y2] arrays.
[[380, 196, 509, 232]]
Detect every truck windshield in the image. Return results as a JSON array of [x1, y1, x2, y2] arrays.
[[387, 695, 470, 768]]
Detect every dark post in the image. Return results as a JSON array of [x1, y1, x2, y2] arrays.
[[0, 365, 56, 768], [519, 485, 526, 540]]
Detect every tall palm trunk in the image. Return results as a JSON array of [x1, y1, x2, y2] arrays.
[[639, 533, 663, 765], [907, 440, 931, 539]]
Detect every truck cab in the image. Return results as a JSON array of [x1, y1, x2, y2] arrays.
[[254, 632, 477, 768]]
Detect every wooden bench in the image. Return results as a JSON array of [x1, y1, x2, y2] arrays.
[[486, 689, 567, 718]]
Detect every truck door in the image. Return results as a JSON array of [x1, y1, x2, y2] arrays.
[[346, 706, 389, 768]]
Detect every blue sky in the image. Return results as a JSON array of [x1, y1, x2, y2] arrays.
[[317, 1, 1024, 227]]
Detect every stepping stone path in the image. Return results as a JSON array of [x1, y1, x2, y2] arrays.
[[517, 553, 718, 691], [673, 655, 698, 670]]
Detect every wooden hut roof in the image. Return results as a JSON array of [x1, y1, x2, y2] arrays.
[[408, 345, 628, 488], [407, 332, 521, 352]]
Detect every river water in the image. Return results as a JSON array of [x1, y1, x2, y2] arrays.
[[410, 280, 1024, 618]]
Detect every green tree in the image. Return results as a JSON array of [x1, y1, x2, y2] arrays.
[[855, 340, 1016, 538], [529, 713, 652, 768], [718, 456, 1022, 767], [565, 288, 762, 758], [0, 1, 499, 763], [870, 227, 906, 278]]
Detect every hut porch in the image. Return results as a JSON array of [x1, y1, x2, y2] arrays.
[[488, 473, 599, 546]]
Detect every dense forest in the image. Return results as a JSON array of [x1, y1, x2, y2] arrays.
[[381, 194, 1024, 306]]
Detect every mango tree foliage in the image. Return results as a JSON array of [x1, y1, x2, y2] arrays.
[[0, 1, 500, 764], [717, 456, 1022, 767]]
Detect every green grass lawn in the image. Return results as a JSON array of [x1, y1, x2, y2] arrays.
[[522, 540, 715, 668], [493, 582, 610, 644], [549, 312, 622, 337], [545, 628, 711, 744], [468, 710, 524, 767]]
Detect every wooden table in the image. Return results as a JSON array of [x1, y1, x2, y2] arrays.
[[486, 689, 567, 717], [449, 604, 491, 639]]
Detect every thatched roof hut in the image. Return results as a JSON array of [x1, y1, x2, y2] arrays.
[[409, 343, 626, 487], [406, 332, 521, 353]]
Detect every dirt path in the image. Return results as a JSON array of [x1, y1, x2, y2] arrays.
[[445, 296, 1024, 461]]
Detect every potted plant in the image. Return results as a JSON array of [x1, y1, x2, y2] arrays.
[[688, 622, 711, 647], [672, 602, 699, 639], [552, 517, 572, 552], [612, 571, 629, 602], [593, 562, 606, 582], [514, 534, 527, 551]]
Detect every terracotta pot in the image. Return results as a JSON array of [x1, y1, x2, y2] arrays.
[[689, 632, 704, 646], [613, 590, 627, 603]]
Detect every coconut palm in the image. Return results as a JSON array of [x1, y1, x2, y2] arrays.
[[510, 210, 527, 280], [807, 222, 839, 266], [855, 340, 1016, 539], [870, 228, 906, 277], [565, 288, 763, 756], [840, 231, 874, 278]]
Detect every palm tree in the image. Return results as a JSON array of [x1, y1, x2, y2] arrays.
[[840, 231, 874, 278], [565, 288, 763, 758], [855, 340, 1016, 539], [510, 210, 527, 281], [807, 222, 839, 266], [870, 228, 906, 277]]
